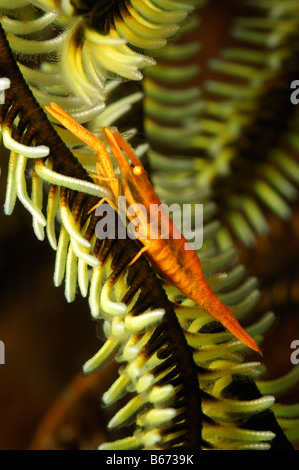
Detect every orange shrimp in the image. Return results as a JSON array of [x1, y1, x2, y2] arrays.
[[45, 102, 262, 355]]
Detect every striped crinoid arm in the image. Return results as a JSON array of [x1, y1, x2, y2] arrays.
[[0, 0, 201, 215], [80, 230, 203, 450], [52, 201, 292, 450], [0, 23, 112, 257], [174, 249, 298, 449], [143, 10, 203, 212], [0, 0, 198, 109], [0, 0, 203, 247], [48, 202, 295, 450], [196, 1, 299, 248], [141, 2, 299, 450], [145, 0, 299, 248]]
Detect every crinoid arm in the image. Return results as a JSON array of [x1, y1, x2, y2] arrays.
[[0, 0, 298, 452]]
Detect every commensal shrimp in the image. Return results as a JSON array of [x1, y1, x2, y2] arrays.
[[45, 102, 262, 355]]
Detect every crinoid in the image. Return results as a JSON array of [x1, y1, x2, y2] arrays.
[[0, 0, 298, 451]]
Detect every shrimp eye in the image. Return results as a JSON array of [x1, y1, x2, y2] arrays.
[[133, 166, 143, 176]]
